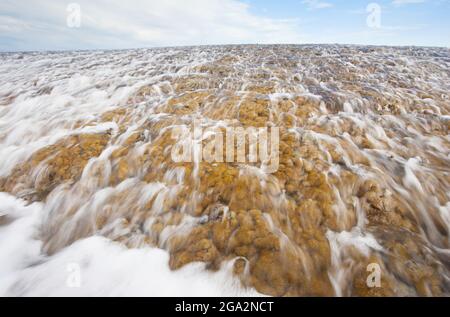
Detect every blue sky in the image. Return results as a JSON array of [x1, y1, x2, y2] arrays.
[[246, 0, 450, 46], [0, 0, 449, 52]]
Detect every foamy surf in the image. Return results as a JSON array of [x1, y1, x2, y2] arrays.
[[0, 45, 449, 296], [0, 193, 259, 297]]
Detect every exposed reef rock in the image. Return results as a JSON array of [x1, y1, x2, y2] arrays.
[[0, 45, 449, 296]]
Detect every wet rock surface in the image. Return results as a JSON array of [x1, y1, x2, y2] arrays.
[[0, 45, 449, 296]]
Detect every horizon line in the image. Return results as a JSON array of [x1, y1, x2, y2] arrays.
[[1, 42, 449, 54]]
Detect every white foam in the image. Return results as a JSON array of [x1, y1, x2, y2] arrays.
[[326, 228, 383, 297], [0, 192, 259, 297], [403, 157, 424, 193]]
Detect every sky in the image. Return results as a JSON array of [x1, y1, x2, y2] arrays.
[[0, 0, 449, 52]]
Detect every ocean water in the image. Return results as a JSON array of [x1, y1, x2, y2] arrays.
[[0, 45, 449, 296]]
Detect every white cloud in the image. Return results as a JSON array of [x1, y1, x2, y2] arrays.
[[0, 15, 31, 33], [301, 0, 333, 10], [0, 0, 303, 51], [392, 0, 427, 5]]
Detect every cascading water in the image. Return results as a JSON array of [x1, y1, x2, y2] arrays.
[[0, 45, 449, 296]]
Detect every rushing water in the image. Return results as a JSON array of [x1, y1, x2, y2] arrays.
[[0, 45, 449, 296]]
